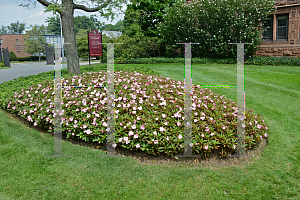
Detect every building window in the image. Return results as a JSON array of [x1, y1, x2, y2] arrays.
[[17, 51, 20, 54], [0, 39, 3, 44], [277, 15, 288, 39], [16, 39, 19, 42], [262, 16, 273, 40]]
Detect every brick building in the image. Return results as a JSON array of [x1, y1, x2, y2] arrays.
[[257, 0, 300, 57], [185, 0, 300, 58], [0, 34, 30, 58], [0, 34, 64, 58]]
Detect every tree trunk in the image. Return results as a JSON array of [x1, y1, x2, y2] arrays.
[[39, 52, 41, 62], [61, 0, 81, 74]]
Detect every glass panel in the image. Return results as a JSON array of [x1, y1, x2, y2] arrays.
[[263, 17, 272, 39], [278, 27, 287, 37], [277, 15, 288, 39]]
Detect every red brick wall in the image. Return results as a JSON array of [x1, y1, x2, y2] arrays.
[[0, 34, 31, 58]]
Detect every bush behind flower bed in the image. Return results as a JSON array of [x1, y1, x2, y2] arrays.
[[114, 56, 300, 66], [2, 64, 269, 158]]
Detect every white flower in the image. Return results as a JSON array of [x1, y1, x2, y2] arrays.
[[162, 114, 166, 118], [134, 134, 138, 139], [132, 124, 136, 129], [119, 138, 123, 142], [129, 131, 134, 136], [136, 144, 140, 148], [159, 127, 165, 132], [112, 143, 117, 148], [178, 135, 183, 139], [153, 131, 157, 135], [124, 137, 129, 141]]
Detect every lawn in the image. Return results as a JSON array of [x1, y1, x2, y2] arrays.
[[0, 62, 299, 199]]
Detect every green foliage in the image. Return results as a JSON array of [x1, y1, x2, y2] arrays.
[[45, 15, 61, 34], [8, 21, 26, 34], [0, 21, 26, 35], [158, 0, 276, 58], [23, 25, 47, 61], [124, 0, 179, 38], [101, 19, 124, 32], [0, 61, 5, 67], [0, 25, 9, 35], [113, 56, 300, 66], [16, 56, 46, 62], [9, 51, 17, 61]]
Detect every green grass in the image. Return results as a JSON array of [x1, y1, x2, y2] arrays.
[[0, 63, 299, 199]]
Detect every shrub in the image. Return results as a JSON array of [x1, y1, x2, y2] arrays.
[[113, 56, 300, 66], [9, 51, 17, 61], [157, 0, 276, 58], [0, 61, 5, 67]]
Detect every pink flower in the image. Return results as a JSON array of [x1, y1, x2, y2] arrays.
[[119, 138, 123, 142], [124, 137, 129, 141], [257, 124, 261, 129], [205, 127, 210, 132], [264, 133, 268, 137], [178, 135, 183, 139], [141, 125, 145, 130], [112, 143, 117, 148], [177, 122, 181, 126], [70, 117, 73, 121], [162, 114, 166, 118], [265, 127, 268, 130], [136, 144, 140, 148], [102, 122, 107, 127], [159, 127, 165, 132], [204, 145, 208, 150], [166, 136, 169, 141], [128, 131, 134, 136], [134, 134, 138, 139], [132, 124, 136, 129], [154, 140, 158, 144], [260, 136, 263, 139], [194, 119, 198, 123], [153, 131, 157, 135], [201, 134, 204, 138], [222, 126, 226, 130], [34, 122, 37, 126], [83, 125, 87, 129], [180, 144, 183, 148], [233, 145, 236, 149], [200, 117, 205, 120], [74, 124, 78, 128], [249, 122, 252, 125]]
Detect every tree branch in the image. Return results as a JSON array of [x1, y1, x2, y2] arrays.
[[36, 0, 52, 7], [74, 0, 113, 12]]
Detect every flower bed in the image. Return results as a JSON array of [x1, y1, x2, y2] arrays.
[[4, 70, 268, 158]]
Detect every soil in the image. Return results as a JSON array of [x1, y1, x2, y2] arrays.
[[2, 108, 269, 170]]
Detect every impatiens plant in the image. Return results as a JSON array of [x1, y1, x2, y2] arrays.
[[4, 70, 268, 158]]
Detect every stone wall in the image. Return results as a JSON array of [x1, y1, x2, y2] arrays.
[[256, 3, 300, 58]]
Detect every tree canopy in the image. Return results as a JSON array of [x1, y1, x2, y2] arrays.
[[23, 25, 48, 62], [20, 0, 127, 75], [0, 21, 26, 35]]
